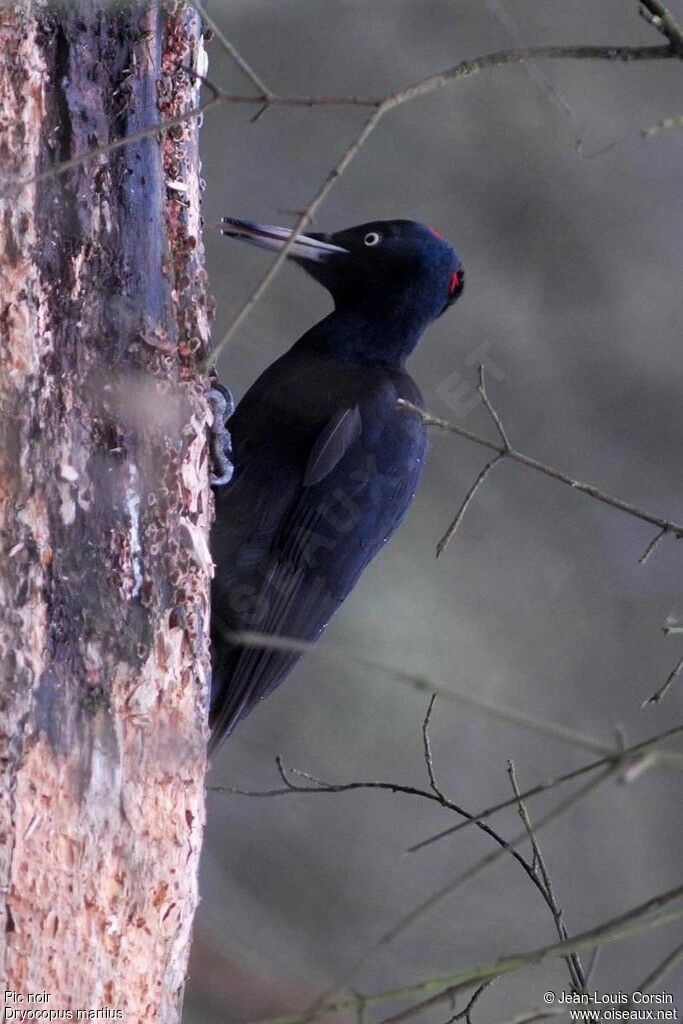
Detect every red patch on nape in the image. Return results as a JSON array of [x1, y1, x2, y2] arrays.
[[429, 226, 445, 239], [449, 271, 461, 294]]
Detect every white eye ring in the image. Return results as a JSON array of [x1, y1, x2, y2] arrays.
[[364, 232, 381, 247]]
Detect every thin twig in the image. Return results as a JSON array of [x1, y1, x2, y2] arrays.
[[378, 982, 480, 1024], [226, 629, 608, 754], [422, 695, 448, 800], [351, 990, 367, 1024], [206, 42, 673, 365], [642, 112, 683, 139], [370, 47, 675, 111], [486, 0, 579, 127], [308, 767, 618, 1014], [508, 760, 585, 992], [642, 654, 683, 708], [448, 980, 494, 1024], [635, 938, 683, 994], [241, 882, 683, 1024], [435, 365, 511, 557], [638, 527, 668, 565], [0, 94, 225, 199], [385, 979, 497, 1024], [380, 770, 616, 964], [580, 0, 683, 160], [398, 399, 683, 543], [194, 0, 273, 99], [584, 945, 601, 988], [214, 749, 588, 937], [478, 364, 512, 449], [436, 453, 504, 558], [224, 627, 683, 771], [408, 721, 683, 855], [2, 36, 675, 206], [639, 0, 683, 54], [576, 111, 683, 160], [206, 103, 383, 365], [381, 980, 515, 1024], [214, 732, 667, 1011]]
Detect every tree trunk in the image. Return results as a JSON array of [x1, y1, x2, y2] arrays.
[[0, 3, 212, 1019]]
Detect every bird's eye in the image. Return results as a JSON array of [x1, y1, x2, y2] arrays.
[[363, 232, 381, 247]]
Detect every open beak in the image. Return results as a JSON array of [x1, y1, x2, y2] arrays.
[[220, 218, 348, 263]]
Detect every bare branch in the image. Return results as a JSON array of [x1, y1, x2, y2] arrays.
[[642, 111, 683, 139], [478, 364, 512, 450], [635, 939, 683, 995], [0, 86, 375, 202], [379, 770, 616, 955], [206, 103, 384, 365], [641, 654, 683, 708], [435, 365, 512, 558], [0, 93, 225, 199], [225, 629, 609, 753], [206, 41, 674, 365], [2, 29, 675, 208], [576, 110, 683, 161], [214, 741, 667, 962], [243, 881, 683, 1024], [214, 716, 648, 998], [377, 982, 481, 1024], [584, 945, 601, 988], [385, 979, 496, 1024], [408, 720, 683, 854], [454, 982, 492, 1024], [508, 760, 585, 992], [578, 1, 683, 161], [486, 0, 579, 127], [639, 0, 683, 54], [638, 527, 668, 565], [353, 990, 368, 1024], [378, 46, 674, 110], [194, 0, 273, 99], [398, 399, 683, 545], [436, 453, 504, 558], [309, 767, 618, 1013], [422, 695, 448, 800], [213, 748, 579, 929], [224, 627, 683, 771]]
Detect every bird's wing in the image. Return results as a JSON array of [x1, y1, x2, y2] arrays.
[[210, 502, 339, 747], [303, 405, 362, 487], [209, 385, 424, 749]]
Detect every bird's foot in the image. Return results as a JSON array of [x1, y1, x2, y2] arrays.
[[206, 383, 235, 486]]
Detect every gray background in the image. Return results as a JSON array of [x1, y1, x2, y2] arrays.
[[184, 2, 683, 1020]]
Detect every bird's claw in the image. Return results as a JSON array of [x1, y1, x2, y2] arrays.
[[206, 384, 235, 486]]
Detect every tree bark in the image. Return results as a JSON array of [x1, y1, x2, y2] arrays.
[[0, 3, 212, 1020]]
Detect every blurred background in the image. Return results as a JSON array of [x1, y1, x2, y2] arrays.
[[184, 1, 683, 1020]]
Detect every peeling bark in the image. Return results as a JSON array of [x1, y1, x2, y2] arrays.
[[0, 4, 212, 1020]]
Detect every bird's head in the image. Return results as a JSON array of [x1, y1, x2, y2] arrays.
[[221, 218, 464, 344]]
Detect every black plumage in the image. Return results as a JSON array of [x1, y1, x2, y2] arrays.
[[209, 219, 464, 750]]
